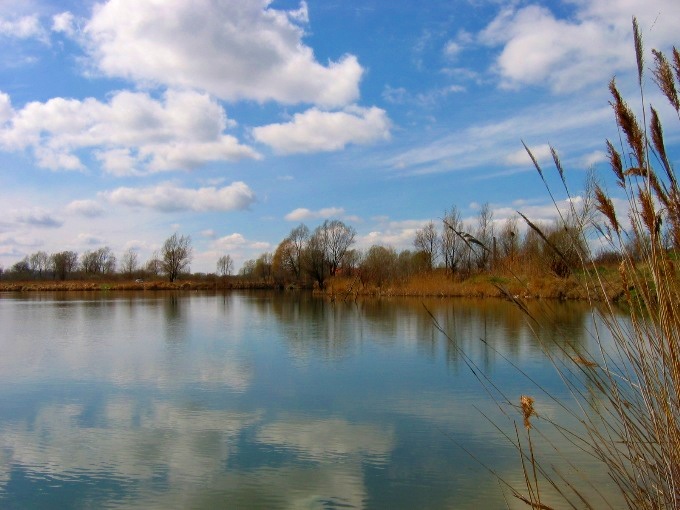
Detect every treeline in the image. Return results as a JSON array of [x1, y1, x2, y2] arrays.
[[237, 203, 601, 290], [1, 233, 194, 283]]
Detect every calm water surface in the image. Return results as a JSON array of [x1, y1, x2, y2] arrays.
[[0, 291, 622, 509]]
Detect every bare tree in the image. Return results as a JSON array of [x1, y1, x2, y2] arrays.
[[283, 224, 310, 279], [161, 233, 192, 282], [29, 251, 49, 277], [145, 250, 162, 276], [498, 215, 520, 264], [474, 203, 494, 270], [120, 248, 139, 276], [11, 257, 31, 276], [441, 207, 464, 274], [216, 254, 233, 277], [81, 247, 116, 275], [303, 226, 329, 289], [323, 220, 356, 276], [50, 251, 78, 280], [413, 221, 439, 270]]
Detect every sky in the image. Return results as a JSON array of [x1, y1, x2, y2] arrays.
[[0, 0, 679, 274]]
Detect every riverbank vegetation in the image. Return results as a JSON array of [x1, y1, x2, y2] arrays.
[[479, 25, 680, 509]]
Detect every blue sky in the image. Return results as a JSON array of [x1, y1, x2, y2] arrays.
[[0, 0, 678, 273]]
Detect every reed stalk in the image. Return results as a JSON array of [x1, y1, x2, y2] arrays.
[[456, 19, 680, 509]]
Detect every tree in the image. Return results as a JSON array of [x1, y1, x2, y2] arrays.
[[120, 248, 139, 276], [361, 245, 397, 287], [441, 206, 464, 275], [161, 233, 192, 282], [50, 251, 78, 280], [284, 224, 310, 279], [498, 215, 520, 265], [303, 226, 329, 289], [145, 251, 162, 276], [323, 220, 356, 276], [216, 255, 233, 277], [29, 251, 49, 277], [11, 257, 31, 277], [81, 247, 116, 275], [474, 203, 494, 270], [253, 252, 273, 281], [413, 221, 439, 270]]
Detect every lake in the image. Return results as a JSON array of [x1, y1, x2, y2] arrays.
[[0, 291, 623, 509]]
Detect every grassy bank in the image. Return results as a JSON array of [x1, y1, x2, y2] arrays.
[[323, 266, 624, 301], [0, 279, 275, 292], [0, 265, 625, 301]]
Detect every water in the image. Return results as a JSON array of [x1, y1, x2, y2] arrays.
[[0, 291, 622, 509]]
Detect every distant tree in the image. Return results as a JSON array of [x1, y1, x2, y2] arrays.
[[161, 233, 192, 282], [145, 251, 162, 276], [323, 220, 356, 276], [29, 251, 49, 277], [253, 252, 273, 281], [50, 251, 78, 280], [216, 254, 234, 277], [303, 226, 329, 289], [474, 203, 494, 270], [120, 248, 139, 276], [361, 245, 397, 287], [11, 257, 31, 277], [81, 247, 116, 275], [441, 206, 464, 275], [413, 221, 439, 270], [239, 259, 256, 277], [498, 215, 520, 265], [341, 248, 361, 275], [285, 224, 310, 279]]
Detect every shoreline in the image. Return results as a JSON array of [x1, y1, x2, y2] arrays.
[[0, 271, 625, 302]]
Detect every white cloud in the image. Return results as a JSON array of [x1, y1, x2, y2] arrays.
[[443, 41, 462, 58], [253, 106, 390, 154], [66, 199, 105, 217], [505, 143, 552, 166], [356, 218, 431, 250], [0, 89, 260, 173], [479, 0, 680, 92], [0, 15, 46, 41], [83, 0, 362, 108], [582, 150, 607, 167], [101, 182, 256, 212], [284, 207, 345, 222], [208, 234, 270, 261], [51, 12, 75, 36], [77, 233, 105, 245]]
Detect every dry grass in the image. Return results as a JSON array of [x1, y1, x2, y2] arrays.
[[324, 269, 621, 302], [489, 27, 680, 510], [0, 279, 271, 292]]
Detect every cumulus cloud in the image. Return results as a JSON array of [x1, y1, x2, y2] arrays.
[[83, 0, 362, 108], [284, 207, 345, 221], [479, 0, 680, 92], [253, 106, 390, 154], [66, 199, 105, 217], [0, 89, 260, 173], [101, 182, 256, 212], [213, 233, 247, 250]]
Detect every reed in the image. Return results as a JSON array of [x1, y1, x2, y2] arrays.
[[490, 21, 680, 509]]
